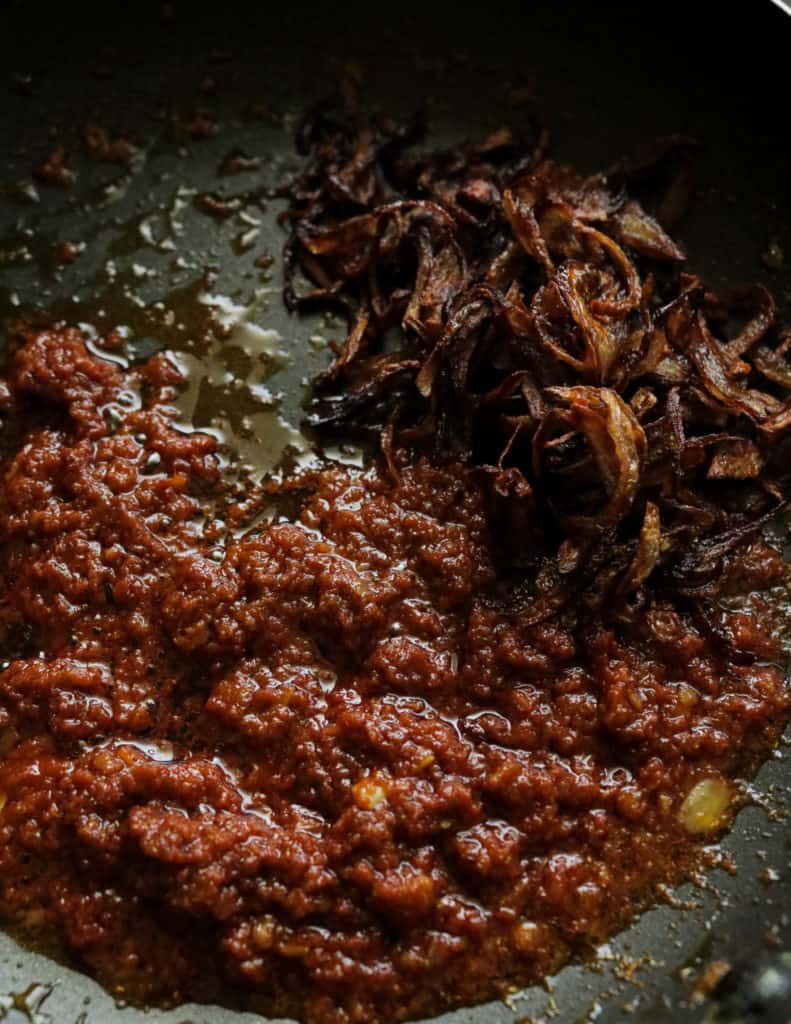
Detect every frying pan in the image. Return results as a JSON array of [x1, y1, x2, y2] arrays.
[[0, 2, 790, 1021]]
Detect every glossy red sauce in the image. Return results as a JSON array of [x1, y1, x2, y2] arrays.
[[0, 327, 787, 1023]]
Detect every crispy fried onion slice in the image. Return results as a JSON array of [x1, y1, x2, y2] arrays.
[[283, 94, 791, 615], [534, 387, 647, 532]]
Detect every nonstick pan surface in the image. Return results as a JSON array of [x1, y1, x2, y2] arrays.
[[0, 3, 790, 1022]]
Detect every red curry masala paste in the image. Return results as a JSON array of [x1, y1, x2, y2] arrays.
[[0, 325, 786, 1023]]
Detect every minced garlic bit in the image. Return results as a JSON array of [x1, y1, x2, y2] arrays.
[[679, 777, 731, 835], [352, 776, 388, 810]]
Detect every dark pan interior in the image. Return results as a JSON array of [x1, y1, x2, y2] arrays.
[[0, 3, 789, 1022]]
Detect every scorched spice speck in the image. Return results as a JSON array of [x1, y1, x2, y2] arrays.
[[0, 92, 789, 1024]]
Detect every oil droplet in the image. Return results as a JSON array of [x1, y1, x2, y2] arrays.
[[197, 287, 286, 359], [166, 347, 309, 479]]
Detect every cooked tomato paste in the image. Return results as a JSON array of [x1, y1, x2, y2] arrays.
[[0, 326, 787, 1023]]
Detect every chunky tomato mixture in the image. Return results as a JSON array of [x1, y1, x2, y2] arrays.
[[0, 327, 787, 1023]]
